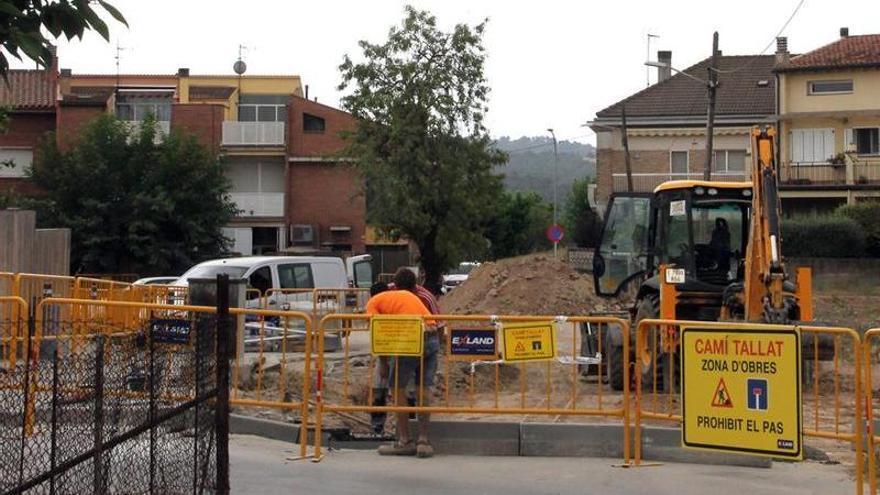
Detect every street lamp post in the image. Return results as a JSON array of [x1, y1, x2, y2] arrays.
[[547, 128, 559, 258]]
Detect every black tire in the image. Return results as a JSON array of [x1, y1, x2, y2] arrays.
[[607, 341, 626, 391], [636, 293, 677, 392]]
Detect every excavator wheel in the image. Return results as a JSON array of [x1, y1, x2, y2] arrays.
[[636, 293, 677, 393]]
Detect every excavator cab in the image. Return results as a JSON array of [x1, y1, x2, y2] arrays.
[[593, 181, 754, 320]]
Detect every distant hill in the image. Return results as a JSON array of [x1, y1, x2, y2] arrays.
[[493, 136, 596, 204]]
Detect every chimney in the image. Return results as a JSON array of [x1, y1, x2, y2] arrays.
[[59, 68, 71, 96], [305, 84, 309, 100], [840, 27, 849, 37], [657, 50, 672, 82], [775, 37, 790, 65], [177, 67, 190, 77]]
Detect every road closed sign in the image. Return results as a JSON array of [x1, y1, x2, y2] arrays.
[[681, 327, 802, 459]]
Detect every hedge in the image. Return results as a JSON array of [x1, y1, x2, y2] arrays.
[[781, 215, 866, 258], [837, 202, 880, 257]]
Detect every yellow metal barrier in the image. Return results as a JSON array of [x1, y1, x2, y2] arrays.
[[0, 296, 28, 368], [22, 297, 317, 459], [634, 318, 863, 494], [311, 313, 631, 461], [862, 328, 880, 495]]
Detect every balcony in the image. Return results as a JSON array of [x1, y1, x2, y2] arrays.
[[230, 192, 285, 217], [612, 172, 750, 193], [780, 158, 880, 186], [222, 122, 285, 146]]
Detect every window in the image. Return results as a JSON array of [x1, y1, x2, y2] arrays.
[[247, 266, 273, 298], [670, 151, 688, 174], [850, 128, 880, 155], [278, 264, 314, 289], [303, 113, 326, 133], [115, 93, 172, 122], [353, 261, 373, 289], [0, 149, 33, 178], [238, 94, 289, 122], [808, 80, 853, 95], [789, 128, 834, 164], [713, 150, 747, 173]]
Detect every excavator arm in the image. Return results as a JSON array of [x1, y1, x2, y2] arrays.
[[742, 127, 791, 323]]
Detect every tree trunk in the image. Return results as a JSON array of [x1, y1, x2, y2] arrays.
[[417, 230, 444, 295]]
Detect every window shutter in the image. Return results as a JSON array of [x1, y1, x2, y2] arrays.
[[844, 128, 854, 152], [790, 130, 804, 163], [822, 129, 835, 160]]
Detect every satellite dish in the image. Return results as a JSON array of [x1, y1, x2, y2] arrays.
[[233, 60, 247, 75]]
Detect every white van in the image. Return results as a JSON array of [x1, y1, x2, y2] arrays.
[[173, 254, 373, 309]]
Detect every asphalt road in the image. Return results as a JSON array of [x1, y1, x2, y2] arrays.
[[229, 435, 853, 495]]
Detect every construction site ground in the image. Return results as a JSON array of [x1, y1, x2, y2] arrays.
[[231, 251, 880, 482]]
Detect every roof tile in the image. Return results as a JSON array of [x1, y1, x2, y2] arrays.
[[0, 70, 55, 110], [596, 55, 776, 119], [780, 34, 880, 71]]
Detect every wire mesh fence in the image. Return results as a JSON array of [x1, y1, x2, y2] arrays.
[[0, 296, 229, 495]]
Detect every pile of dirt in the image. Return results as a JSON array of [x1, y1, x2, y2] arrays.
[[440, 252, 626, 316]]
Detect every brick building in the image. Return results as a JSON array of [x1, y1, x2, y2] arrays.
[[0, 58, 366, 255]]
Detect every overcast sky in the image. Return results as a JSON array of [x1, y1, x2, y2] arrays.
[[14, 0, 880, 145]]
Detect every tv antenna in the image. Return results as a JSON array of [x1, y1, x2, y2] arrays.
[[646, 33, 660, 87], [114, 41, 129, 98]]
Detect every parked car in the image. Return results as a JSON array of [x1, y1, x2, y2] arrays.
[[173, 255, 373, 309], [441, 262, 480, 294]]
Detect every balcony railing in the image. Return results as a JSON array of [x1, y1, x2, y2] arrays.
[[780, 157, 880, 186], [612, 172, 750, 193], [230, 192, 285, 217], [222, 122, 285, 146]]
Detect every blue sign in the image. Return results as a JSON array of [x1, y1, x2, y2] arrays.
[[450, 328, 497, 357], [150, 318, 192, 344], [747, 378, 768, 411]]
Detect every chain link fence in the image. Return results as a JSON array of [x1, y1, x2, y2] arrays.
[[0, 293, 230, 495]]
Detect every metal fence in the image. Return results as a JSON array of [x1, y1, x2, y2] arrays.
[[633, 319, 864, 494], [310, 313, 632, 461], [0, 294, 233, 495]]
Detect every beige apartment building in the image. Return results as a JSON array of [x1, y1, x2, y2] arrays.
[[776, 29, 880, 213]]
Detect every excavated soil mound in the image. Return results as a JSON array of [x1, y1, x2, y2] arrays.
[[440, 252, 625, 316]]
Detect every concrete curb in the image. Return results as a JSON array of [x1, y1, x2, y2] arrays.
[[230, 415, 772, 468]]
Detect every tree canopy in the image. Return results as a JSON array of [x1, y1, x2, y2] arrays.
[[563, 177, 602, 248], [339, 6, 505, 288], [0, 0, 126, 77], [29, 116, 237, 275], [484, 191, 551, 259]]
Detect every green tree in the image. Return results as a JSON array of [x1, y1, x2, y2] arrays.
[[338, 6, 505, 288], [29, 115, 237, 275], [484, 191, 551, 259], [562, 177, 602, 248], [0, 0, 126, 77]]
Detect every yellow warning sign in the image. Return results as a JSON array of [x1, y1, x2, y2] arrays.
[[502, 322, 556, 362], [370, 316, 424, 356], [681, 327, 802, 459], [711, 378, 733, 408]]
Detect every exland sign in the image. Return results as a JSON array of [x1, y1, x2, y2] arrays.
[[681, 326, 802, 459]]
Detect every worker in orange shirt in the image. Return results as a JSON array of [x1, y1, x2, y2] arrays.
[[366, 267, 438, 458]]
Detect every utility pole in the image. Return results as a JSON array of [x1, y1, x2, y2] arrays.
[[621, 105, 634, 192], [704, 31, 719, 180], [547, 128, 560, 258]]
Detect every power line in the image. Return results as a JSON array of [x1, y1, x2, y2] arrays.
[[712, 0, 806, 75], [500, 134, 591, 154]]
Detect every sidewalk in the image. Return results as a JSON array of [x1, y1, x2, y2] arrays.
[[230, 434, 852, 495]]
